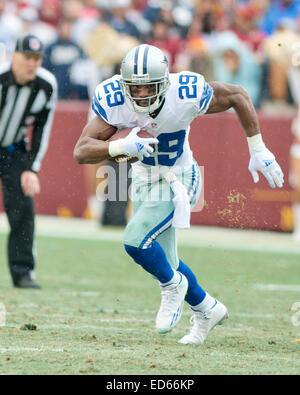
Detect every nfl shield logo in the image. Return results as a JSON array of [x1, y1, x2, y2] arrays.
[[29, 38, 40, 51]]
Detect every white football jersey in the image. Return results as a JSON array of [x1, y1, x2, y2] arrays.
[[92, 71, 213, 179]]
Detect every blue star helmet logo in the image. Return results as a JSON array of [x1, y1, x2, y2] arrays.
[[162, 55, 168, 65]]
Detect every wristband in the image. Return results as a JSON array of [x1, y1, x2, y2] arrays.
[[108, 139, 126, 157], [247, 134, 266, 152]]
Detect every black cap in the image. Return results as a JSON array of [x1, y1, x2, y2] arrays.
[[15, 34, 44, 55]]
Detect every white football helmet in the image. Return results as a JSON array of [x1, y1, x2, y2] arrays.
[[120, 44, 170, 114]]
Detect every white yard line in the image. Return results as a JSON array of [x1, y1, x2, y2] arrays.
[[0, 345, 296, 366], [253, 284, 300, 292], [1, 321, 255, 334], [5, 312, 151, 323], [0, 346, 65, 353], [0, 344, 297, 369], [5, 308, 292, 321], [1, 214, 300, 254]]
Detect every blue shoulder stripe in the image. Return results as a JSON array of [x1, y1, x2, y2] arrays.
[[199, 83, 213, 112], [92, 97, 108, 121]]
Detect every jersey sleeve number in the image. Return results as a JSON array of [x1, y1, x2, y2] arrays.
[[179, 74, 198, 99], [142, 130, 186, 166], [103, 80, 124, 107]]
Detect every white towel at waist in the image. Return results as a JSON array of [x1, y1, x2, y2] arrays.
[[163, 171, 190, 229]]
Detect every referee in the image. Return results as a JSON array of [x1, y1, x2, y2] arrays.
[[0, 34, 57, 289]]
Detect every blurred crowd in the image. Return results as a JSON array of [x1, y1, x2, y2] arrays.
[[1, 0, 300, 110]]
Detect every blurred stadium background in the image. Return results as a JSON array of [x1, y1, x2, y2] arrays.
[[0, 0, 300, 375], [1, 0, 300, 232]]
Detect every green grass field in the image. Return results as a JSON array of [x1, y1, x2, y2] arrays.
[[0, 227, 299, 375]]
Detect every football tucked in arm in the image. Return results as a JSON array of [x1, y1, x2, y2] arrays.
[[107, 129, 155, 163]]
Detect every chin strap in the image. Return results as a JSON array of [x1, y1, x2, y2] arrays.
[[132, 96, 161, 114]]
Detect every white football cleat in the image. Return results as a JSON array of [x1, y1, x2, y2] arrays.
[[178, 300, 228, 344], [155, 273, 188, 334]]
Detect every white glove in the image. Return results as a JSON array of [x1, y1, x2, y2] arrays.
[[123, 127, 158, 160], [109, 127, 158, 161], [247, 135, 284, 189]]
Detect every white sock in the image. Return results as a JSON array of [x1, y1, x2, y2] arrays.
[[191, 293, 216, 313], [159, 270, 181, 288]]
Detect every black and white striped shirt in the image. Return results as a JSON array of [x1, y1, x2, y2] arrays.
[[0, 62, 57, 172]]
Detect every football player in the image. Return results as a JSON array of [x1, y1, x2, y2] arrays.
[[74, 44, 284, 344]]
